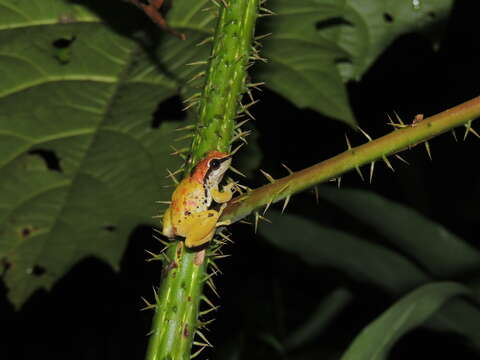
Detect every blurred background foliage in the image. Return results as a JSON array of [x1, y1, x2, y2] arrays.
[[1, 0, 480, 359]]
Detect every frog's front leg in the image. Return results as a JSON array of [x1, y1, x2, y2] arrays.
[[211, 182, 237, 203], [182, 210, 221, 248]]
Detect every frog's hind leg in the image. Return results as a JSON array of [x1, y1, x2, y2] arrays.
[[184, 210, 220, 248]]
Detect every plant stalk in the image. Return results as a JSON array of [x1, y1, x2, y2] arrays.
[[146, 1, 260, 359], [222, 96, 480, 223]]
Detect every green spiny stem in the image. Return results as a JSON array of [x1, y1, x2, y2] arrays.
[[146, 1, 260, 359], [222, 96, 480, 224], [187, 0, 260, 171]]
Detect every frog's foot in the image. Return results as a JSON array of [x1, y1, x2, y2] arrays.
[[216, 219, 231, 227], [212, 182, 237, 203]]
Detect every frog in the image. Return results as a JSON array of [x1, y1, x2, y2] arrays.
[[162, 151, 236, 248]]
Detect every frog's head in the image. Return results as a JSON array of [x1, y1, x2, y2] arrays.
[[192, 151, 231, 188]]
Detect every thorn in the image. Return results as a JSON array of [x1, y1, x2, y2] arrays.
[[393, 111, 405, 126], [450, 128, 458, 142], [206, 278, 219, 297], [246, 82, 265, 92], [187, 71, 206, 84], [281, 195, 291, 214], [196, 36, 213, 47], [175, 133, 195, 142], [232, 129, 252, 144], [337, 177, 342, 188], [263, 198, 273, 215], [235, 119, 250, 129], [229, 165, 247, 178], [186, 60, 208, 66], [281, 163, 293, 174], [464, 121, 480, 139], [394, 154, 409, 165], [357, 126, 373, 141], [259, 169, 275, 183], [424, 141, 432, 160], [155, 200, 171, 204], [145, 249, 160, 262], [254, 211, 259, 233], [382, 155, 395, 172], [259, 6, 276, 16], [355, 166, 364, 181], [182, 101, 199, 112], [175, 124, 195, 132], [196, 330, 213, 347], [201, 295, 215, 309], [152, 286, 160, 303], [369, 161, 375, 184], [191, 345, 208, 358], [169, 145, 188, 158], [217, 231, 233, 244], [463, 121, 472, 140], [199, 305, 220, 316], [255, 33, 272, 41], [386, 113, 406, 129], [198, 318, 216, 329], [345, 133, 352, 150], [230, 143, 244, 156], [165, 168, 181, 184], [313, 186, 319, 204], [211, 254, 231, 260], [208, 259, 222, 274], [140, 297, 156, 311]]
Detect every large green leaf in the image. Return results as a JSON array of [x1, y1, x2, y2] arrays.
[[319, 187, 480, 279], [259, 211, 480, 346], [257, 0, 355, 125], [0, 0, 196, 307], [341, 282, 468, 360], [334, 0, 455, 80]]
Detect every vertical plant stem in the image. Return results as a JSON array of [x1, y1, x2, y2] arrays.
[[145, 1, 261, 359]]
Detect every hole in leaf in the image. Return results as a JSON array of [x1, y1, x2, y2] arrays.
[[151, 95, 187, 129], [31, 265, 46, 276], [103, 225, 117, 232], [315, 17, 352, 31], [52, 36, 76, 64], [383, 13, 394, 23], [29, 149, 62, 172], [52, 37, 75, 49]]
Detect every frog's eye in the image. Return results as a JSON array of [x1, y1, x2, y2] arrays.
[[210, 159, 221, 170]]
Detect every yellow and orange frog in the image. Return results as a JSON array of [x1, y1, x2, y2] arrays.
[[162, 151, 236, 248]]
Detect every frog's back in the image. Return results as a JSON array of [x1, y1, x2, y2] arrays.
[[170, 177, 209, 221]]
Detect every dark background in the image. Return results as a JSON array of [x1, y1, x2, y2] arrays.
[[1, 1, 480, 359]]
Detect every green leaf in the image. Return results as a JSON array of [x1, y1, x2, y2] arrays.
[[341, 282, 469, 360], [286, 287, 352, 350], [259, 211, 480, 347], [257, 0, 356, 125], [334, 0, 454, 80], [259, 211, 429, 293], [319, 187, 480, 278], [0, 0, 191, 306]]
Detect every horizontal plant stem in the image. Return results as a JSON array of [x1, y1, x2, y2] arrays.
[[222, 96, 480, 223]]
